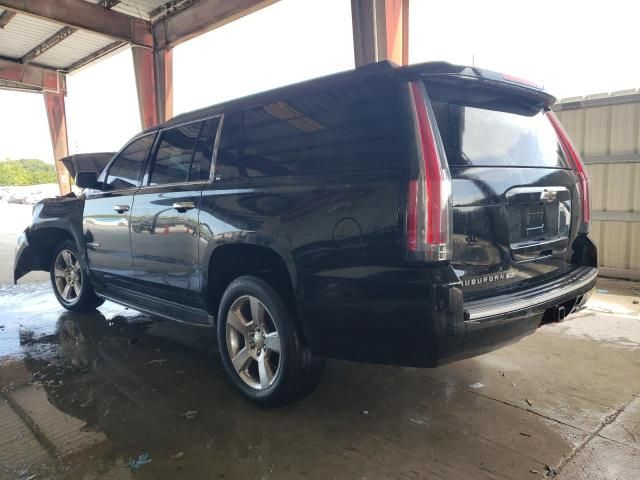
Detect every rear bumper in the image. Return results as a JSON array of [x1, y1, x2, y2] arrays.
[[441, 265, 597, 365], [465, 265, 596, 321], [301, 261, 597, 368]]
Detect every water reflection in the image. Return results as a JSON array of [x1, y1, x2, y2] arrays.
[[0, 284, 593, 479], [3, 305, 470, 479]]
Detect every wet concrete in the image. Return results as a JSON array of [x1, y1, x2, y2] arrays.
[[0, 279, 639, 479]]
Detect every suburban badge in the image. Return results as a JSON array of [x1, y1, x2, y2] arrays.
[[462, 271, 516, 287]]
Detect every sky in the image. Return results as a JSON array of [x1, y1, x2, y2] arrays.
[[1, 0, 639, 164]]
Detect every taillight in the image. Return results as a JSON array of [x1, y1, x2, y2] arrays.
[[407, 82, 452, 261], [546, 111, 591, 230]]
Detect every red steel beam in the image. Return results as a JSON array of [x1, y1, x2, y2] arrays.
[[384, 0, 408, 66], [0, 0, 152, 48], [43, 91, 72, 195], [0, 57, 66, 92], [154, 47, 173, 123], [153, 0, 278, 50], [0, 59, 70, 194], [131, 45, 174, 129], [351, 0, 409, 67], [132, 46, 158, 129]]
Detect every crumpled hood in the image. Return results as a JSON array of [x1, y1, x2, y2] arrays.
[[60, 152, 115, 178]]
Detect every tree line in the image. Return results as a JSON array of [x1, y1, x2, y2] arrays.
[[0, 159, 57, 186]]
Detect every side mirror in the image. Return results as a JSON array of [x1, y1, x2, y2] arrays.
[[75, 171, 100, 189]]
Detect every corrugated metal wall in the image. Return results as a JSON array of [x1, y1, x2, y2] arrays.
[[553, 90, 640, 280]]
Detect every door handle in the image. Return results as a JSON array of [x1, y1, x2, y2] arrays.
[[113, 204, 130, 213], [172, 201, 196, 212]]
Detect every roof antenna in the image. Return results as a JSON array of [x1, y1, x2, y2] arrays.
[[472, 54, 475, 67]]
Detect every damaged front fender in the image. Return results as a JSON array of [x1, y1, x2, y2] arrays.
[[13, 196, 86, 284], [14, 229, 42, 284]]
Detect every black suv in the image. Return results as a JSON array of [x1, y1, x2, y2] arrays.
[[14, 61, 597, 405]]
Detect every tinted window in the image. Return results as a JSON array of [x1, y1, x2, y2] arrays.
[[431, 101, 569, 168], [215, 112, 243, 180], [190, 117, 220, 181], [215, 80, 411, 179], [106, 134, 154, 190], [150, 122, 202, 185]]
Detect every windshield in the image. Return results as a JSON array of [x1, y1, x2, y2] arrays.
[[431, 100, 569, 168]]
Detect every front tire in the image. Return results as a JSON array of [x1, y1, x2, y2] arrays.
[[217, 275, 324, 406], [50, 240, 104, 312]]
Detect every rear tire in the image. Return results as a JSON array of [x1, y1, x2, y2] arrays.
[[217, 275, 324, 406], [50, 240, 104, 312]]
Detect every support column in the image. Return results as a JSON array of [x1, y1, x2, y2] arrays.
[[43, 88, 71, 195], [155, 47, 173, 124], [351, 0, 409, 67], [132, 45, 173, 130]]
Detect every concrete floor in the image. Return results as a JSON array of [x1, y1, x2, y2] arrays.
[[0, 279, 639, 480]]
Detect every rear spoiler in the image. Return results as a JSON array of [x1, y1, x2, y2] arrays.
[[399, 62, 556, 116], [60, 152, 115, 179]]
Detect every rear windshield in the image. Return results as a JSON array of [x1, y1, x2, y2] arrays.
[[430, 100, 569, 168]]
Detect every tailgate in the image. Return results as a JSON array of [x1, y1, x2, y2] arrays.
[[425, 79, 583, 301]]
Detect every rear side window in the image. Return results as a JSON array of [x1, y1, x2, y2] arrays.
[[150, 122, 202, 185], [431, 101, 569, 168], [191, 117, 219, 181], [149, 117, 220, 185], [106, 134, 154, 190], [215, 79, 411, 179]]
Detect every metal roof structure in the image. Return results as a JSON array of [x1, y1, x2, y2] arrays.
[[0, 0, 409, 193], [0, 8, 120, 73], [0, 0, 278, 83]]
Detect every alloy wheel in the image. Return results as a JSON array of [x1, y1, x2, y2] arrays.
[[53, 249, 82, 304], [225, 295, 281, 390]]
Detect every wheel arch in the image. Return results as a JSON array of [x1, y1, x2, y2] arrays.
[[204, 243, 307, 343], [15, 225, 84, 283]]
